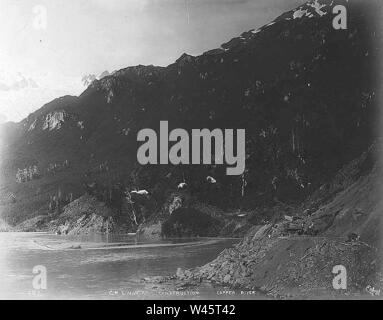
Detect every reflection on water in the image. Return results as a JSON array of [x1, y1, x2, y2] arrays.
[[0, 232, 239, 300]]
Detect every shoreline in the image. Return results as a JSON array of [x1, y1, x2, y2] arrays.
[[0, 230, 379, 300]]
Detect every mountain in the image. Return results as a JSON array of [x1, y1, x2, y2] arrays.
[[0, 0, 380, 229], [81, 70, 111, 88], [81, 74, 97, 87]]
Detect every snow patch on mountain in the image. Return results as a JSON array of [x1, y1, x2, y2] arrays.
[[28, 119, 37, 132], [292, 0, 329, 19], [81, 71, 110, 88], [265, 22, 276, 27], [307, 0, 328, 16], [81, 74, 97, 87], [293, 8, 310, 19], [106, 90, 114, 104], [98, 71, 110, 79]]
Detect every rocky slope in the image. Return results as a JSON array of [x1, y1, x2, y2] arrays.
[[15, 191, 246, 238], [15, 194, 133, 235], [155, 142, 382, 298]]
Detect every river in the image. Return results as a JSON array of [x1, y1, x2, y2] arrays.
[[0, 232, 242, 300]]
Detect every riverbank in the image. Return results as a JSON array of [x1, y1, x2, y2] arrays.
[[144, 233, 380, 299]]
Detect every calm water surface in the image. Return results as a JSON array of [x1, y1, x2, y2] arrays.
[[0, 232, 242, 300]]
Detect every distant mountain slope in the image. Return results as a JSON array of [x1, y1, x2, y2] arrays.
[[0, 0, 380, 225]]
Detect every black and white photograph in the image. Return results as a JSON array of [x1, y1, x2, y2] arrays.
[[0, 0, 382, 304]]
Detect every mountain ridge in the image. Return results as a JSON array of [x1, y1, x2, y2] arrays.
[[0, 0, 380, 228]]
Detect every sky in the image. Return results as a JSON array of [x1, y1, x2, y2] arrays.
[[0, 0, 304, 123]]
